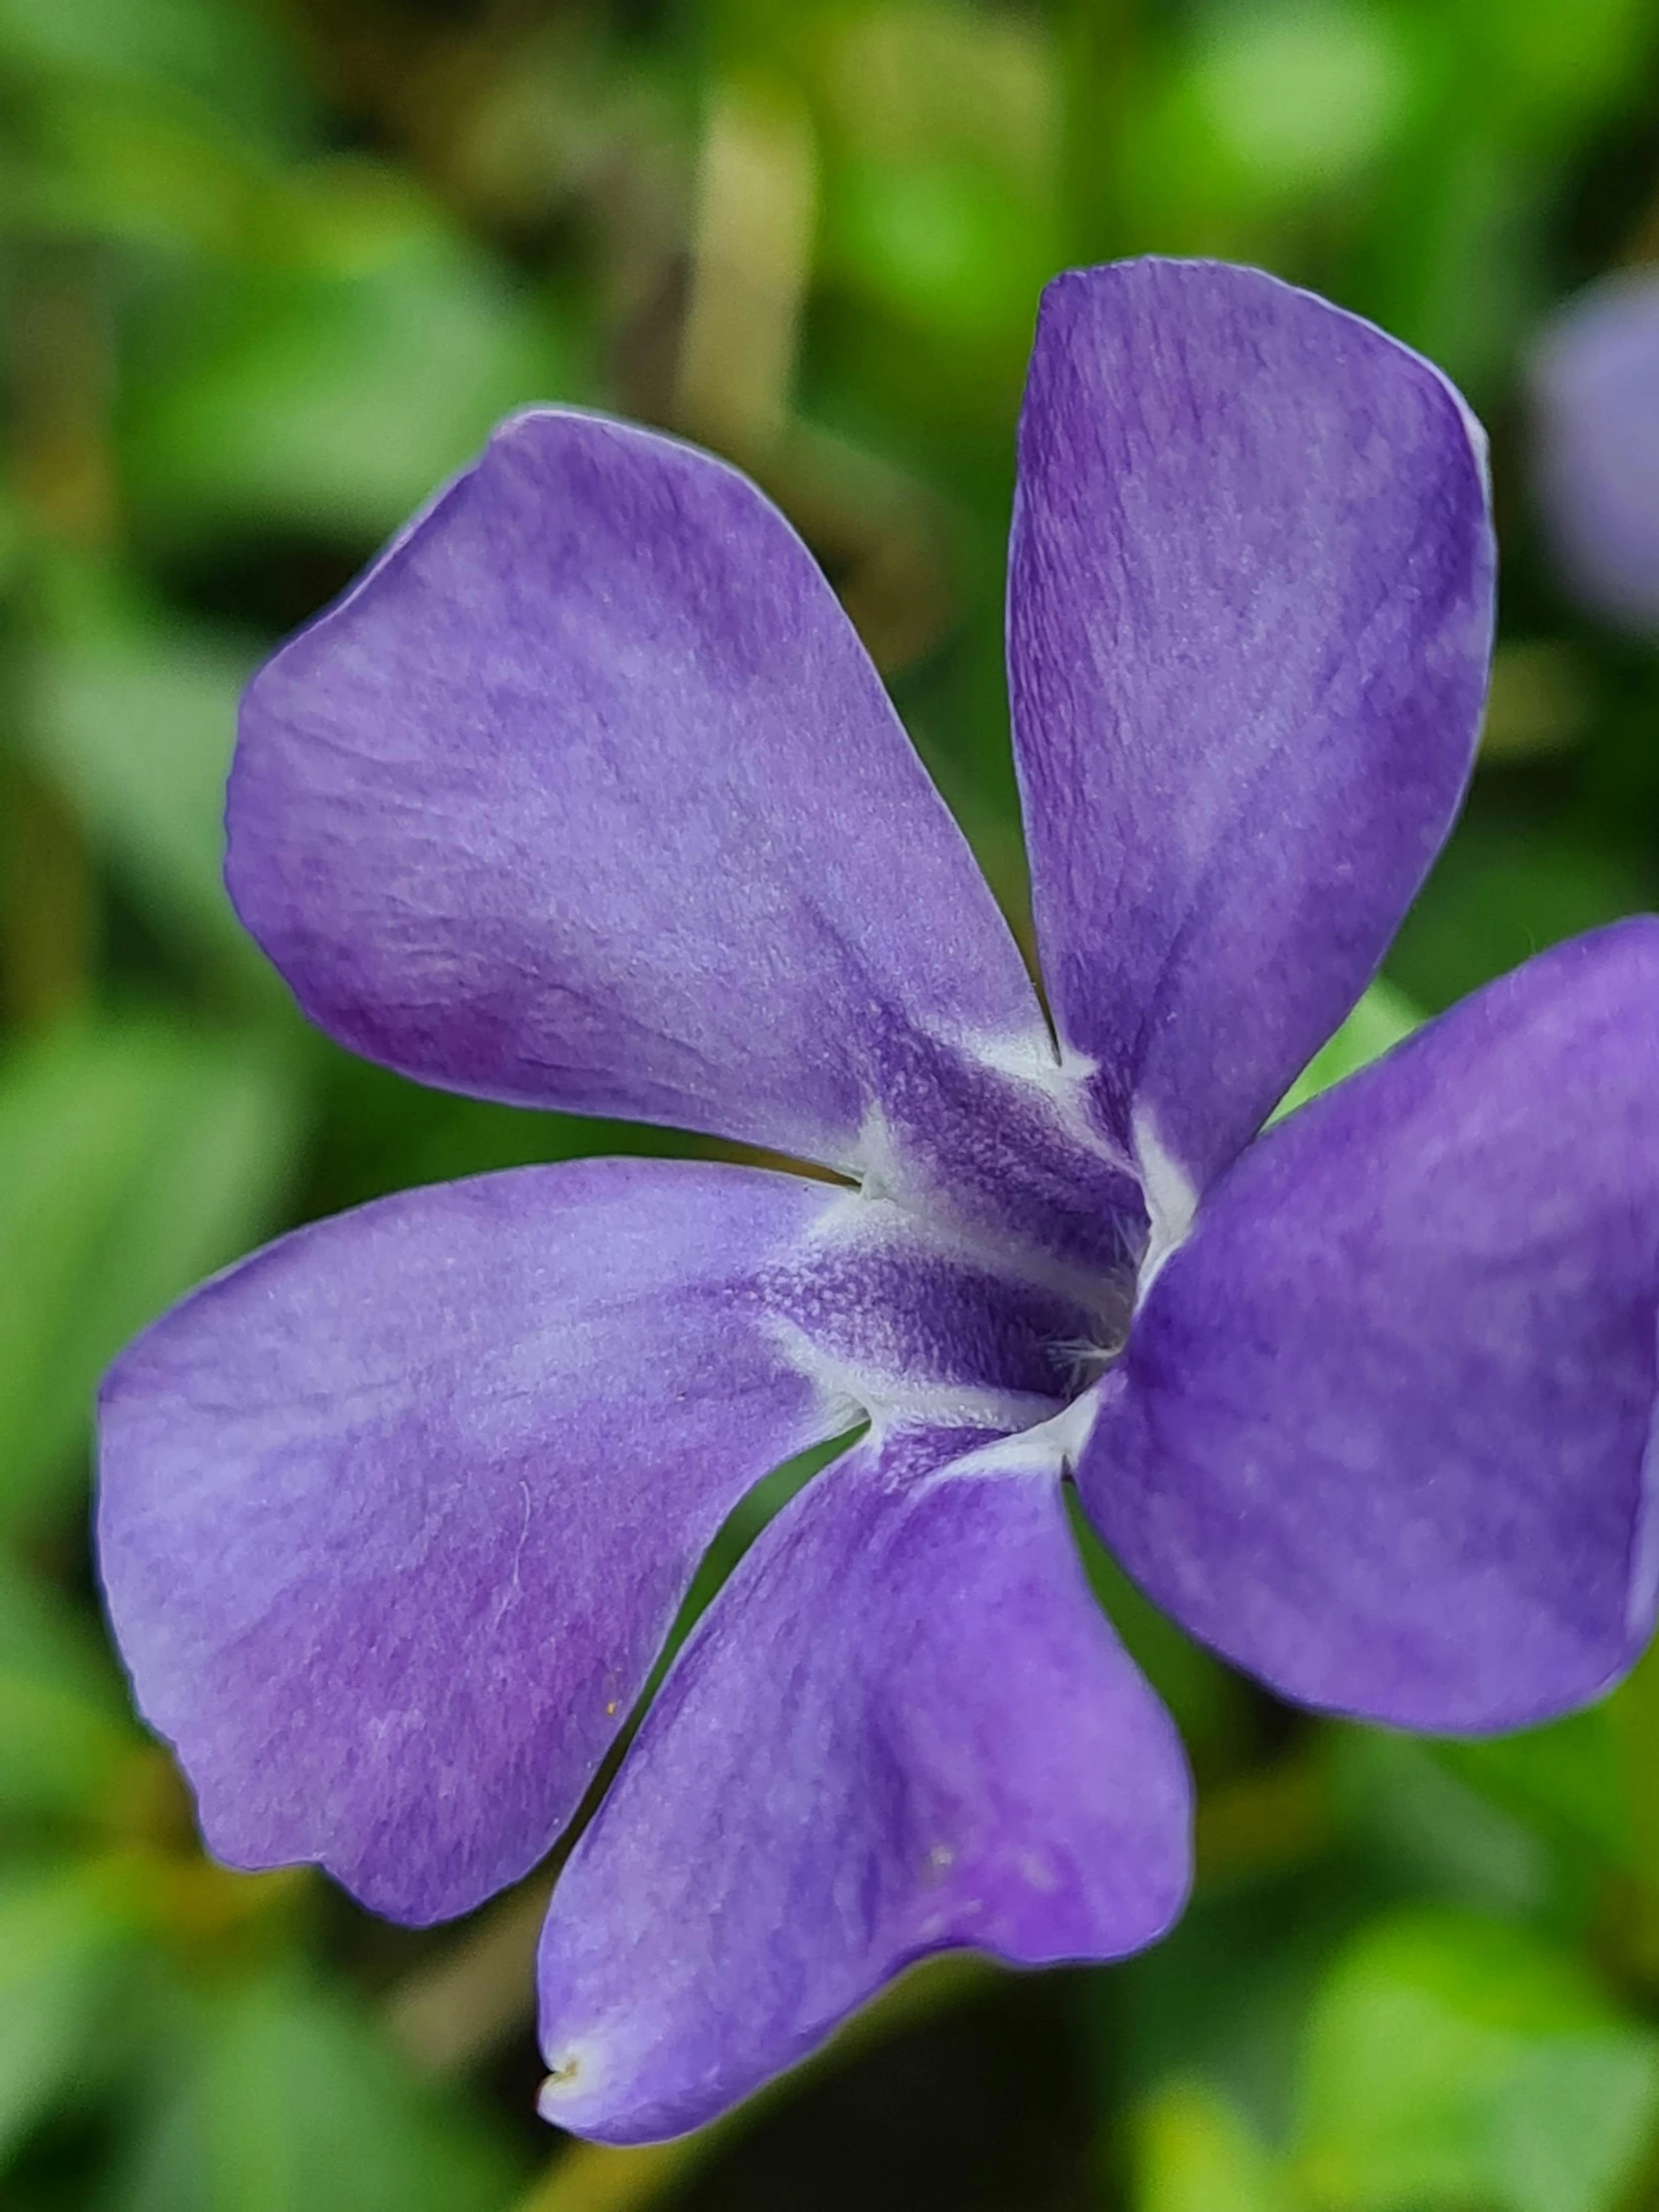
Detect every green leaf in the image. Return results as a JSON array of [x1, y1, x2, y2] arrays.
[[0, 0, 306, 149], [1385, 821, 1649, 1014], [4, 76, 273, 265], [1425, 0, 1656, 142], [1432, 1707, 1633, 1874], [827, 155, 1057, 343], [25, 572, 265, 972], [0, 1552, 137, 1819], [0, 1859, 144, 2163], [1606, 1635, 1659, 1887], [1272, 977, 1420, 1120], [1099, 1863, 1390, 2141], [123, 167, 573, 546], [1133, 2079, 1292, 2212], [110, 1975, 522, 2212], [1295, 1910, 1659, 2212], [1190, 1, 1411, 198], [1332, 1730, 1554, 1913], [0, 1021, 305, 1525]]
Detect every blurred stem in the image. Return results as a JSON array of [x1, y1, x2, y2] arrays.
[[6, 241, 120, 550], [386, 1872, 556, 2075], [673, 74, 818, 469], [1, 239, 118, 1027], [0, 758, 94, 1027], [1056, 0, 1139, 262]]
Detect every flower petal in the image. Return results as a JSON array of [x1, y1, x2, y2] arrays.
[[1531, 269, 1659, 635], [98, 1161, 1105, 1924], [1008, 259, 1494, 1201], [231, 410, 1127, 1269], [1078, 919, 1659, 1733], [536, 1422, 1191, 2144]]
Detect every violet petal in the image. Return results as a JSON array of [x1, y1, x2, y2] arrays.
[[98, 1159, 1109, 1923], [1009, 259, 1493, 1202], [231, 410, 1061, 1195], [1079, 919, 1659, 1733], [536, 1422, 1191, 2144]]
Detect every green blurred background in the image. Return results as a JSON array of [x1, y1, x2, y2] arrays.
[[3, 0, 1659, 2205]]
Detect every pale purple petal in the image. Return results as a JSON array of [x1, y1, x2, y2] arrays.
[[536, 1422, 1191, 2144], [1079, 919, 1659, 1733], [1532, 270, 1659, 634], [229, 411, 1141, 1274], [1009, 259, 1494, 1201], [99, 1161, 1095, 1924]]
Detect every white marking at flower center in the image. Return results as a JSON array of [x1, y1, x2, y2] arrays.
[[847, 1099, 906, 1212], [841, 1098, 1125, 1311], [769, 1319, 1056, 1438], [1132, 1105, 1198, 1303], [921, 1390, 1103, 1484], [966, 1031, 1138, 1174]]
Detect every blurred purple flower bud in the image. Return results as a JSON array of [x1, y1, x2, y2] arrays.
[[1532, 267, 1659, 633]]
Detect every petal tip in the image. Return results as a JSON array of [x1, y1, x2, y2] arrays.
[[536, 2042, 601, 2128], [534, 2021, 695, 2146], [1032, 257, 1490, 473]]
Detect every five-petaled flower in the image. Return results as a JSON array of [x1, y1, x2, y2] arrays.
[[98, 259, 1659, 2146]]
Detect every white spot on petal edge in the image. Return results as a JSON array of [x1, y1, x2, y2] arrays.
[[537, 2039, 601, 2123]]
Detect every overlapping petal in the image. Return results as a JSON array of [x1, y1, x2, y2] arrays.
[[1009, 259, 1494, 1207], [1079, 920, 1659, 1733], [228, 410, 1091, 1228], [102, 1156, 1104, 1924], [100, 1156, 1110, 1924], [536, 1422, 1191, 2144]]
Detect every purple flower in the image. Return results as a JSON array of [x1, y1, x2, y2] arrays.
[[98, 260, 1659, 2145], [1531, 267, 1659, 634]]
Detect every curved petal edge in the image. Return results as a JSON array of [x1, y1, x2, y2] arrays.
[[536, 1422, 1191, 2143], [230, 408, 1048, 1179], [1009, 258, 1494, 1198], [1079, 918, 1659, 1733]]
